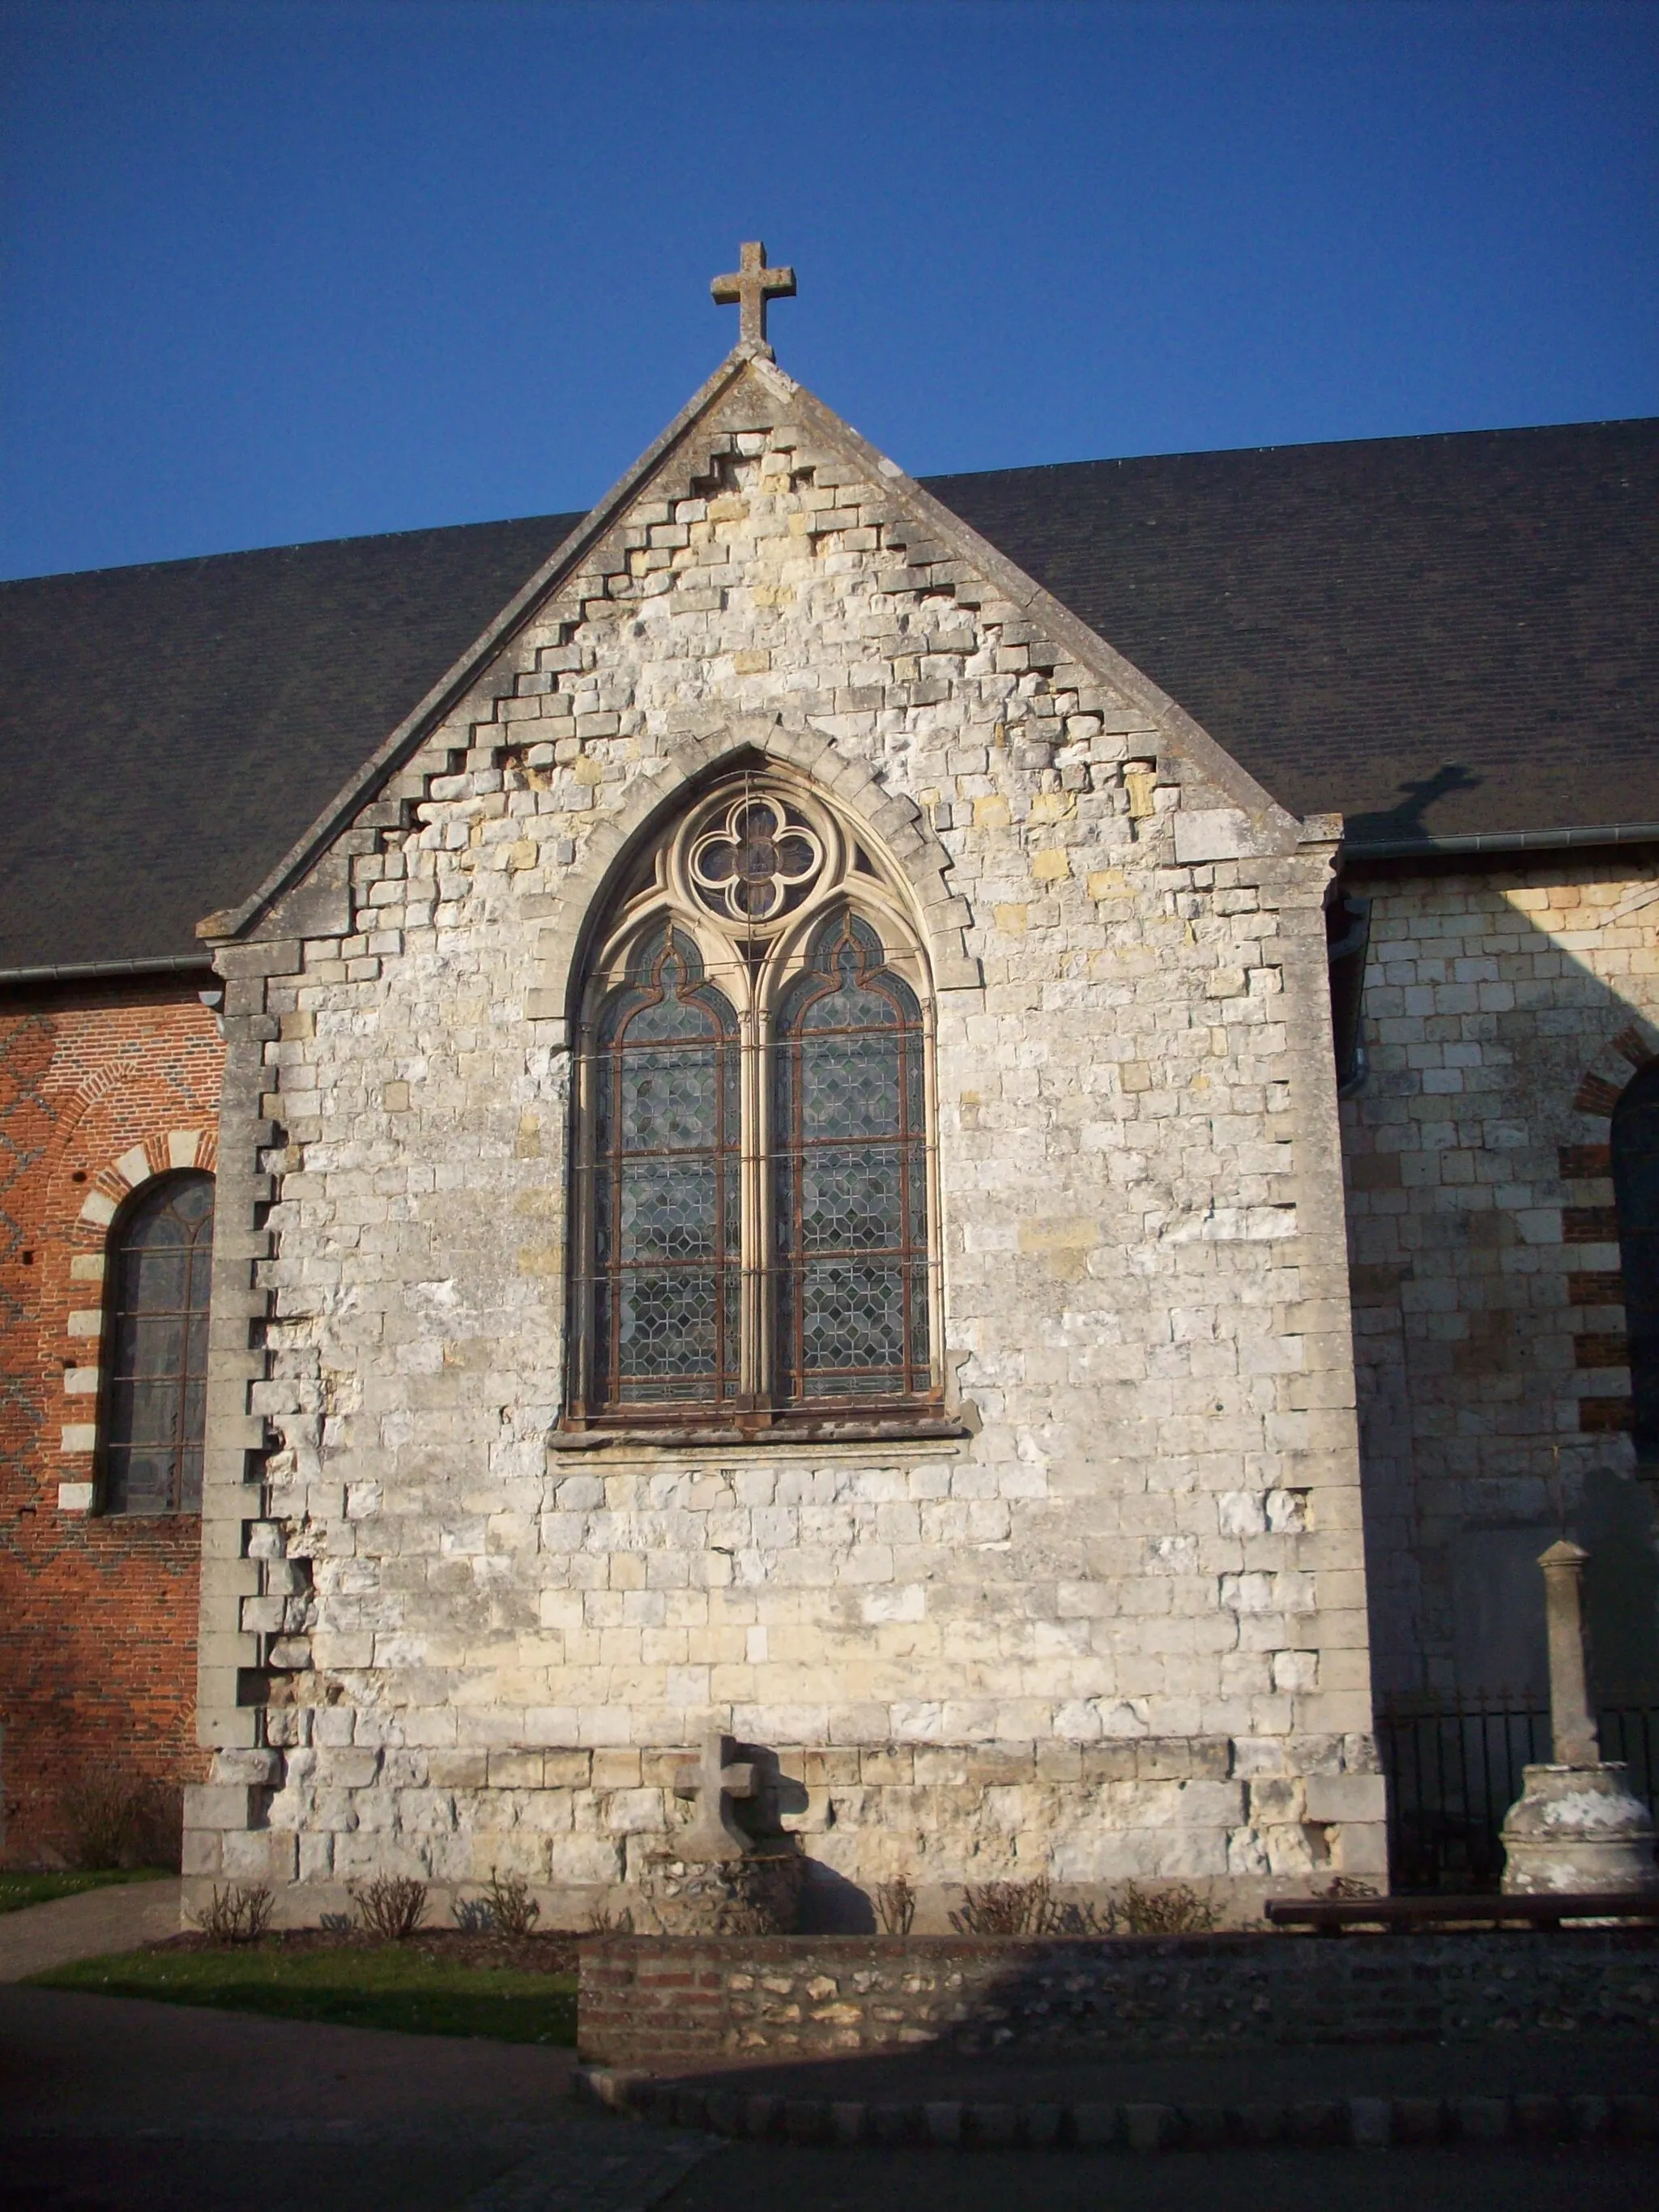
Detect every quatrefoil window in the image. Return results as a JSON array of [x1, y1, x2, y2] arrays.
[[689, 795, 824, 923]]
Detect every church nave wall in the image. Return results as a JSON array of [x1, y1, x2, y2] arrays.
[[1341, 858, 1659, 1707]]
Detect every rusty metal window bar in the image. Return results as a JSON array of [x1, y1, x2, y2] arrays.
[[100, 1171, 215, 1514], [567, 771, 942, 1433]]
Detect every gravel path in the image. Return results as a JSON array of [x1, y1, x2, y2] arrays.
[[0, 1877, 181, 1981]]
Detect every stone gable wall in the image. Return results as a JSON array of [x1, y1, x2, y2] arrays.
[[1341, 859, 1659, 1701], [188, 365, 1375, 1920]]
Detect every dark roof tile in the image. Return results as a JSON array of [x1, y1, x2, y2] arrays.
[[2, 418, 1653, 970]]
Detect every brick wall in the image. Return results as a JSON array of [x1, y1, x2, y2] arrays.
[[578, 1927, 1659, 2069], [1341, 859, 1659, 1700], [0, 980, 222, 1865]]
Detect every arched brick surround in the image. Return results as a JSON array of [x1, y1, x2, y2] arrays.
[[1564, 1024, 1659, 1436]]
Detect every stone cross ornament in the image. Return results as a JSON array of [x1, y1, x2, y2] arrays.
[[711, 241, 795, 355], [673, 1731, 759, 1860]]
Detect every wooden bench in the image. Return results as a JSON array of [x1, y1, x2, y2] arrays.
[[1266, 1890, 1659, 1933]]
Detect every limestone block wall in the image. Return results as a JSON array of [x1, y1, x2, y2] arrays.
[[186, 356, 1377, 1918], [1341, 858, 1659, 1699]]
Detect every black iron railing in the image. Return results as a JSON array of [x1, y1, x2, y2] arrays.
[[1375, 1696, 1659, 1894]]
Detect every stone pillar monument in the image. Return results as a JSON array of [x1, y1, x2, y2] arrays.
[[1499, 1540, 1659, 1894]]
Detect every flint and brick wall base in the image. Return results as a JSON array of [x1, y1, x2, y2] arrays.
[[578, 1929, 1659, 2071], [0, 982, 222, 1865]]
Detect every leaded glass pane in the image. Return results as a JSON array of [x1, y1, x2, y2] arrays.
[[586, 928, 740, 1412], [773, 910, 930, 1403], [101, 1172, 214, 1515], [798, 1034, 904, 1139]]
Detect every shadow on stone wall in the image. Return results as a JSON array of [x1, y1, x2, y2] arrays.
[[1338, 851, 1659, 1702]]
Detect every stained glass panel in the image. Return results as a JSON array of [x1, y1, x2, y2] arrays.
[[102, 1172, 215, 1515], [773, 911, 930, 1402], [586, 928, 740, 1411]]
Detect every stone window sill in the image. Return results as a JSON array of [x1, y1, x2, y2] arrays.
[[550, 1414, 971, 1456]]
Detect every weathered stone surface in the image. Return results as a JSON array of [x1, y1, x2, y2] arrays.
[[1341, 862, 1659, 1707], [1500, 1762, 1659, 1893], [190, 354, 1373, 1919], [636, 1848, 807, 1935]]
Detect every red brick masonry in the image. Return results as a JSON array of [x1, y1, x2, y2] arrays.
[[0, 982, 222, 1865], [578, 1929, 1659, 2070]]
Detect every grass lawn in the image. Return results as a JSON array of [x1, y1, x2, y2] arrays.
[[31, 1940, 578, 2045], [0, 1869, 171, 1916]]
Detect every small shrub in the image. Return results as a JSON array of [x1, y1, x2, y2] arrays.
[[585, 1901, 634, 1936], [874, 1875, 916, 1935], [60, 1775, 146, 1871], [59, 1774, 182, 1872], [950, 1876, 1059, 1937], [480, 1871, 540, 1938], [946, 1877, 1219, 1940], [350, 1874, 429, 1941], [194, 1883, 273, 1943], [1317, 1875, 1380, 1901], [1101, 1880, 1220, 1935]]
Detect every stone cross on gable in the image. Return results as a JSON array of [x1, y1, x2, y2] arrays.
[[673, 1730, 758, 1860], [710, 241, 796, 355]]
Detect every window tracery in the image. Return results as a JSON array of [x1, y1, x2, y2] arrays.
[[566, 773, 941, 1433]]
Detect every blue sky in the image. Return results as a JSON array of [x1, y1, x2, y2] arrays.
[[2, 0, 1654, 580]]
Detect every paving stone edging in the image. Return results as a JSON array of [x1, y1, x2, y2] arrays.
[[574, 2067, 1659, 2154]]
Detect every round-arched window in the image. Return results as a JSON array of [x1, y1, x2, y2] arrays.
[[1612, 1063, 1659, 1464], [100, 1172, 215, 1515]]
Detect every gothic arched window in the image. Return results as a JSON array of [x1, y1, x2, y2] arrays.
[[1612, 1062, 1659, 1462], [100, 1171, 215, 1514], [566, 775, 940, 1433]]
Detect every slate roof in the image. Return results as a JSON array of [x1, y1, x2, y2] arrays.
[[0, 516, 580, 972], [929, 418, 1659, 855], [1, 417, 1653, 972]]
